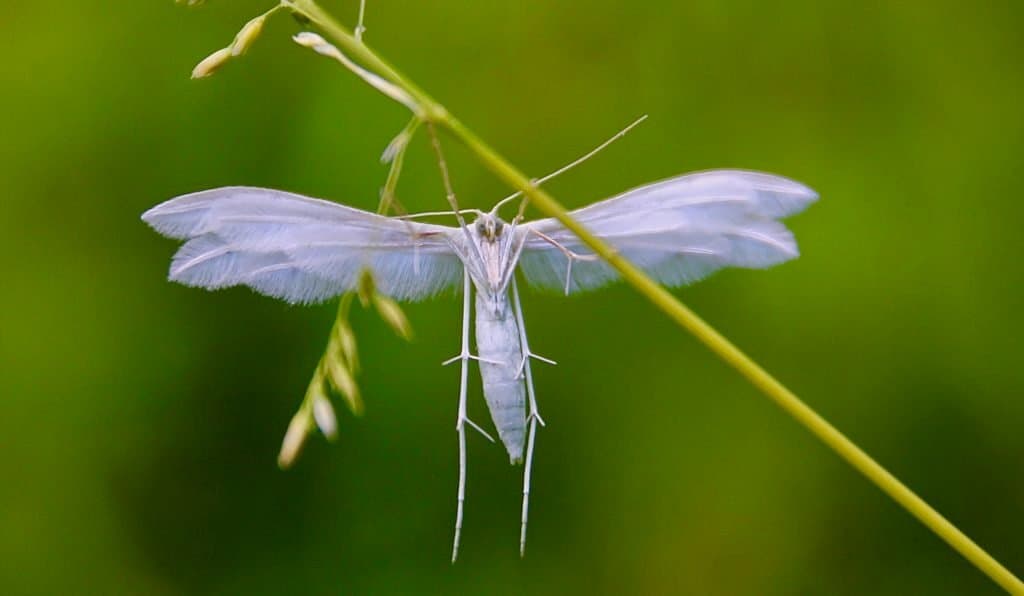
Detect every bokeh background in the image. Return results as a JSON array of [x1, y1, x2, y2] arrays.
[[2, 1, 1023, 594]]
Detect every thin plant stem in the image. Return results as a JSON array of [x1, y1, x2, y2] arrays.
[[425, 122, 469, 230], [379, 116, 422, 216], [284, 1, 1023, 591], [355, 0, 367, 41], [425, 121, 488, 268]]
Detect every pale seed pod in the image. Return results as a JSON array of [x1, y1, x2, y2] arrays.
[[373, 294, 413, 341], [277, 408, 313, 469], [292, 31, 327, 50], [231, 15, 266, 57], [191, 47, 232, 79], [325, 354, 364, 416], [292, 32, 421, 114], [381, 128, 411, 164], [356, 270, 375, 307], [334, 321, 359, 374], [311, 392, 339, 441]]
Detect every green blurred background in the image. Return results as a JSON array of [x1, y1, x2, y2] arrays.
[[2, 1, 1023, 594]]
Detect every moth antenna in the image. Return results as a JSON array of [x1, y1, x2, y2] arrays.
[[396, 208, 485, 220], [489, 114, 649, 218]]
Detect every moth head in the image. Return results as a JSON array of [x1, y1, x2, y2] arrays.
[[474, 213, 505, 241]]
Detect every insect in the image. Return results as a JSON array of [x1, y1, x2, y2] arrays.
[[142, 167, 817, 560]]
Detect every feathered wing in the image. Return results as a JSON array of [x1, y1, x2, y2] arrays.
[[517, 170, 818, 293], [142, 187, 463, 304]]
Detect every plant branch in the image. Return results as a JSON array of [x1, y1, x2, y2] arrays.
[[283, 1, 1022, 591]]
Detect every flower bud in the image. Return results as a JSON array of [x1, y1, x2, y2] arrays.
[[191, 47, 232, 79]]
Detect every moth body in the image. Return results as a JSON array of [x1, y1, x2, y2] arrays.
[[461, 212, 527, 463], [473, 289, 526, 464]]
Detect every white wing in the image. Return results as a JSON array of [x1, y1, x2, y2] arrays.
[[518, 170, 818, 293], [142, 187, 463, 304]]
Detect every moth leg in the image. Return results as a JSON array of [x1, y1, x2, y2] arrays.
[[529, 228, 604, 295], [463, 417, 495, 443], [442, 349, 499, 443], [444, 266, 499, 449], [444, 352, 499, 442], [511, 277, 543, 556], [514, 352, 557, 384], [451, 268, 472, 563], [442, 353, 504, 366]]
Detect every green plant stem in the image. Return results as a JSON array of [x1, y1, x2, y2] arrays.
[[379, 116, 421, 216], [285, 1, 1023, 592]]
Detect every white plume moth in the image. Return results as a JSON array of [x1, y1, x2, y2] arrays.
[[142, 168, 817, 560]]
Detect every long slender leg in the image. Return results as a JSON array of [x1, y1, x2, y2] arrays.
[[528, 228, 603, 295], [452, 268, 472, 563], [440, 302, 498, 444], [504, 230, 556, 382], [442, 353, 504, 367], [511, 277, 542, 557]]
